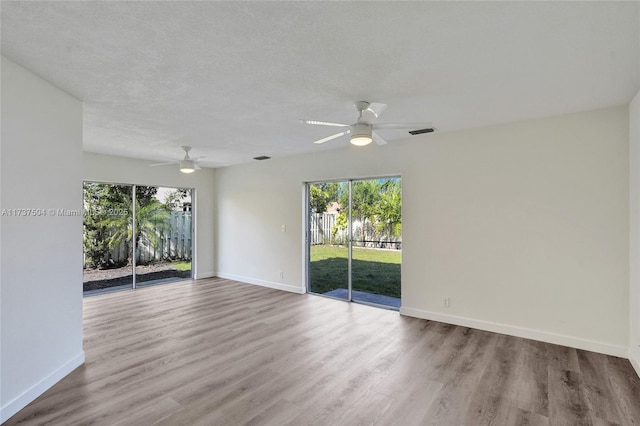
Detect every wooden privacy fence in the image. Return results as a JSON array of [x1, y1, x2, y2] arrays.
[[310, 212, 401, 249], [310, 212, 339, 245], [110, 211, 192, 264]]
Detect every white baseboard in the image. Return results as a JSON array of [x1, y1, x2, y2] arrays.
[[0, 351, 85, 423], [194, 271, 215, 279], [400, 306, 628, 358], [215, 272, 305, 294], [630, 347, 640, 379]]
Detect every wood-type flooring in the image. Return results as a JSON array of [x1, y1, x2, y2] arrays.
[[5, 278, 640, 425]]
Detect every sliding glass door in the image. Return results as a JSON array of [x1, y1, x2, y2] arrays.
[[307, 177, 402, 309], [83, 183, 193, 295], [83, 183, 134, 293], [308, 182, 349, 300], [134, 186, 193, 286], [350, 179, 402, 308]]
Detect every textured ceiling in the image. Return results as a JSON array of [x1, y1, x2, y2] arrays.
[[2, 1, 639, 167]]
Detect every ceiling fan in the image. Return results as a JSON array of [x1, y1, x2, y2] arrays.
[[150, 146, 205, 174], [301, 101, 435, 146]]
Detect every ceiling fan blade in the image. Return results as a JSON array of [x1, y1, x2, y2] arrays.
[[313, 130, 350, 144], [149, 161, 177, 167], [408, 128, 435, 135], [361, 103, 387, 124], [373, 122, 434, 130], [301, 119, 350, 128], [372, 131, 387, 146], [194, 163, 201, 170]]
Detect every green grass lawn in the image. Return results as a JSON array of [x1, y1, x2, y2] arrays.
[[309, 245, 401, 298], [170, 260, 192, 271]]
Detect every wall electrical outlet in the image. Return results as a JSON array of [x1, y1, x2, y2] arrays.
[[281, 224, 286, 232], [443, 297, 450, 308], [279, 271, 284, 279]]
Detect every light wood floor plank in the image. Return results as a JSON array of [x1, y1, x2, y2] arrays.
[[4, 278, 640, 425]]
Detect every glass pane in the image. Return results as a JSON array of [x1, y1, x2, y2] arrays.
[[308, 181, 348, 299], [351, 178, 402, 309], [83, 183, 133, 294], [135, 186, 193, 287]]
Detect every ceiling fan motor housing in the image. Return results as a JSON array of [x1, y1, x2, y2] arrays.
[[180, 159, 195, 173], [355, 101, 370, 112], [351, 123, 371, 137], [350, 123, 373, 146]]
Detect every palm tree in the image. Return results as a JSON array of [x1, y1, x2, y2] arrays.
[[350, 180, 382, 245], [100, 197, 170, 265], [376, 180, 402, 244]]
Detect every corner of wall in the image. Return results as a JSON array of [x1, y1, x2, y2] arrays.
[[195, 271, 216, 279], [630, 346, 640, 378], [631, 89, 640, 378], [0, 352, 85, 423], [215, 272, 306, 294]]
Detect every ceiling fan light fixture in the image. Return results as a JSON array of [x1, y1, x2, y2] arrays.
[[350, 123, 372, 146], [350, 135, 372, 146], [180, 160, 196, 173]]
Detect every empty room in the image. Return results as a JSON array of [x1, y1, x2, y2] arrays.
[[1, 1, 640, 425]]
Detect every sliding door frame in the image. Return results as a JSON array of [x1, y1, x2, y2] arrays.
[[347, 180, 353, 302], [305, 178, 350, 300], [82, 180, 196, 293], [132, 185, 137, 288], [305, 175, 402, 308]]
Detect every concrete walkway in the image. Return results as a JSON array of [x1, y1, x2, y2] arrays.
[[322, 288, 400, 309]]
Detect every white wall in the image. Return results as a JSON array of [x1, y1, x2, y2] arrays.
[[215, 105, 630, 357], [630, 90, 640, 377], [83, 152, 216, 279], [0, 57, 84, 422]]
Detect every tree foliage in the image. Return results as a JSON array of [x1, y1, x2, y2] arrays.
[[83, 183, 118, 268], [330, 179, 402, 244], [376, 180, 402, 239], [332, 211, 348, 243], [83, 183, 173, 268], [309, 182, 339, 213], [100, 198, 170, 258], [164, 188, 191, 211]]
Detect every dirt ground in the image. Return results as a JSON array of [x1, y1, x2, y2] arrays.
[[83, 262, 191, 291]]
